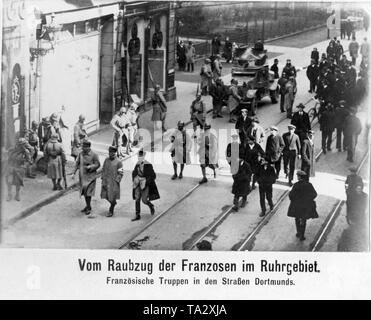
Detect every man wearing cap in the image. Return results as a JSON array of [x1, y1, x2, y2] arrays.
[[73, 140, 101, 215], [190, 93, 206, 138], [5, 138, 33, 201], [45, 113, 62, 143], [291, 103, 311, 142], [256, 157, 276, 216], [226, 132, 245, 174], [209, 78, 227, 119], [278, 72, 288, 113], [246, 117, 265, 148], [334, 102, 349, 152], [244, 136, 265, 190], [72, 114, 87, 160], [235, 108, 252, 145], [170, 121, 192, 180], [132, 149, 159, 221], [200, 59, 213, 95], [343, 108, 362, 162], [227, 79, 241, 123], [231, 155, 252, 212], [282, 124, 301, 186], [301, 130, 315, 181], [111, 106, 130, 157], [287, 170, 318, 241], [198, 123, 218, 184], [44, 133, 67, 191], [101, 146, 123, 217], [265, 126, 284, 178]]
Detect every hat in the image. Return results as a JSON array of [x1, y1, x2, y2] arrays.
[[204, 123, 211, 130], [297, 103, 305, 109], [307, 130, 314, 134], [138, 149, 146, 157], [50, 133, 59, 140], [50, 113, 58, 121], [196, 240, 212, 251], [270, 125, 278, 131], [231, 132, 239, 138], [205, 58, 211, 63], [18, 138, 28, 145], [241, 108, 248, 113], [296, 170, 307, 177], [349, 167, 357, 173], [252, 117, 259, 123], [177, 121, 185, 127], [288, 124, 296, 129], [108, 146, 117, 153], [31, 120, 38, 127], [82, 140, 91, 147]]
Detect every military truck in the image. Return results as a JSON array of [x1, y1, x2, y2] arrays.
[[231, 42, 279, 115]]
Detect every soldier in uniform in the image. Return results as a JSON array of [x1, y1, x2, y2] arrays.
[[282, 124, 301, 186], [170, 121, 192, 180], [256, 157, 277, 217], [72, 114, 88, 160], [111, 106, 130, 157], [5, 138, 33, 201], [291, 103, 311, 143], [198, 123, 218, 184], [209, 79, 227, 119], [151, 84, 168, 133], [235, 108, 251, 145], [301, 130, 315, 181], [38, 117, 51, 152], [282, 59, 296, 78], [265, 126, 284, 179], [343, 108, 362, 163], [73, 140, 101, 215], [231, 155, 252, 212], [200, 58, 213, 95], [131, 149, 159, 221], [212, 55, 222, 81], [46, 113, 62, 142], [227, 79, 241, 123], [101, 146, 123, 217], [25, 121, 39, 178], [287, 170, 318, 241], [44, 133, 66, 191], [278, 72, 288, 113], [190, 93, 206, 138]]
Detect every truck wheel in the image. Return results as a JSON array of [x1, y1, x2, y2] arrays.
[[270, 89, 278, 104]]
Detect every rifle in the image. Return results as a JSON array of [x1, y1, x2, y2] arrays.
[[62, 161, 67, 189]]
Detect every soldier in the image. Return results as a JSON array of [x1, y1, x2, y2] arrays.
[[227, 79, 241, 123], [284, 77, 295, 118], [72, 140, 101, 215], [291, 103, 311, 143], [282, 59, 296, 78], [226, 132, 244, 173], [209, 78, 227, 119], [38, 117, 51, 151], [319, 104, 335, 154], [270, 58, 279, 79], [190, 92, 206, 138], [185, 41, 196, 72], [246, 117, 265, 149], [131, 149, 159, 221], [198, 123, 218, 184], [343, 108, 362, 163], [334, 101, 349, 152], [278, 72, 288, 113], [282, 124, 301, 186], [287, 170, 318, 241], [72, 114, 87, 160], [170, 121, 192, 180], [126, 103, 139, 151], [301, 130, 315, 181], [235, 108, 251, 145], [213, 54, 222, 81], [223, 37, 233, 63], [111, 106, 130, 157], [256, 157, 276, 217], [244, 136, 265, 190], [5, 138, 33, 201], [265, 126, 284, 179], [231, 155, 252, 212], [200, 58, 213, 95], [25, 121, 39, 178], [101, 146, 123, 217], [151, 84, 167, 133], [45, 113, 62, 143], [306, 59, 319, 93], [44, 133, 67, 191]]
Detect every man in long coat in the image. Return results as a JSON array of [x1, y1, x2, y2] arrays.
[[223, 37, 233, 63], [101, 146, 123, 217], [334, 102, 349, 152], [170, 121, 192, 180], [306, 59, 319, 93], [256, 158, 277, 216], [212, 55, 222, 81], [278, 72, 288, 113], [284, 77, 295, 119], [243, 136, 265, 190], [111, 106, 130, 157], [200, 59, 213, 95], [226, 133, 245, 174], [246, 117, 265, 149], [235, 108, 252, 145], [132, 149, 160, 221], [349, 36, 359, 65], [287, 170, 318, 241], [190, 93, 206, 138], [198, 123, 218, 184], [301, 130, 315, 181], [319, 104, 336, 154], [346, 184, 368, 226], [343, 108, 362, 163], [209, 79, 227, 119], [73, 140, 101, 215], [227, 79, 241, 123], [185, 41, 195, 72], [44, 133, 66, 191], [265, 126, 284, 178], [282, 124, 301, 186], [231, 157, 252, 212], [72, 114, 87, 159], [291, 103, 311, 142]]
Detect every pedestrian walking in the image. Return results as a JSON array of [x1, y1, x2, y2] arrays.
[[101, 146, 123, 217], [227, 79, 241, 123], [235, 108, 252, 145], [209, 79, 227, 118], [345, 19, 353, 40], [340, 20, 346, 39], [198, 123, 218, 184], [256, 157, 276, 217], [243, 136, 265, 190], [278, 72, 288, 113], [73, 140, 101, 215], [360, 37, 369, 64], [265, 126, 284, 178], [334, 101, 349, 152], [231, 157, 252, 212], [131, 149, 159, 221], [212, 55, 222, 81], [270, 59, 279, 79], [246, 117, 265, 149], [190, 92, 206, 138], [170, 121, 192, 180], [111, 106, 130, 157], [326, 41, 336, 62], [343, 108, 362, 163], [306, 59, 319, 93], [284, 77, 295, 118], [287, 170, 318, 241], [291, 103, 311, 142], [71, 114, 87, 160], [335, 40, 344, 65], [5, 138, 33, 201], [319, 104, 335, 154], [200, 58, 213, 95], [311, 48, 319, 65], [44, 133, 66, 191], [364, 13, 370, 32], [223, 37, 233, 63], [226, 132, 244, 174], [185, 41, 195, 72], [349, 36, 359, 65], [282, 124, 301, 186], [301, 130, 315, 181]]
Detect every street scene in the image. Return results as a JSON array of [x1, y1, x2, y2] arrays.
[[1, 1, 370, 252]]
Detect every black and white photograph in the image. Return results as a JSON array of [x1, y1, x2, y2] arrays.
[[0, 0, 370, 300]]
